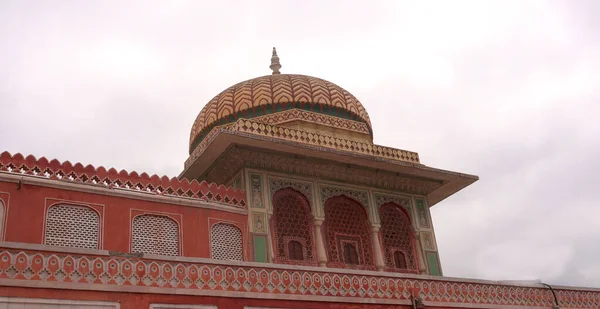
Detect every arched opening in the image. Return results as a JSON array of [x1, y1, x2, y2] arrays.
[[323, 195, 373, 269], [271, 188, 315, 264], [394, 250, 407, 269], [379, 203, 417, 271], [343, 243, 359, 265], [288, 240, 304, 261]]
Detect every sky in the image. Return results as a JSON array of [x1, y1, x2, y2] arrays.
[[1, 0, 599, 288]]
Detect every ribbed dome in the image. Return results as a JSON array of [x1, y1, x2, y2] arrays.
[[189, 74, 372, 153]]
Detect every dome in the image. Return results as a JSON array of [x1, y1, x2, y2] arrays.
[[189, 74, 372, 153]]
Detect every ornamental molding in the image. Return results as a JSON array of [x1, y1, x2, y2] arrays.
[[252, 109, 371, 135], [268, 177, 313, 207], [0, 151, 246, 208], [203, 148, 440, 197], [0, 248, 596, 309], [319, 185, 370, 212]]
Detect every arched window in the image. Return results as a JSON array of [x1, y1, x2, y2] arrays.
[[288, 241, 304, 261], [132, 214, 179, 256], [394, 250, 408, 269], [211, 223, 243, 261], [271, 188, 315, 264], [343, 243, 359, 265], [45, 204, 99, 249], [0, 200, 5, 240], [379, 203, 417, 271], [323, 195, 373, 269]]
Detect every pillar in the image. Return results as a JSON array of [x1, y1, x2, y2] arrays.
[[371, 225, 385, 271], [313, 218, 328, 267], [414, 230, 427, 274]]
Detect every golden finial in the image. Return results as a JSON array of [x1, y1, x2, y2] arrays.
[[270, 47, 281, 75]]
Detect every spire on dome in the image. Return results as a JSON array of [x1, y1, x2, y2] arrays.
[[270, 47, 282, 75]]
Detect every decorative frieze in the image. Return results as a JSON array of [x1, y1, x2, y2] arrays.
[[0, 248, 595, 308], [415, 199, 431, 229], [319, 185, 369, 209]]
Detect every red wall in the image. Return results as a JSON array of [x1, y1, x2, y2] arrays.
[[0, 181, 248, 259]]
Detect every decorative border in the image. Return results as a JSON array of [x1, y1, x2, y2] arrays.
[[252, 109, 371, 135], [43, 198, 105, 250], [415, 199, 431, 229], [252, 212, 266, 234], [0, 151, 246, 208], [319, 185, 370, 220], [249, 173, 264, 209], [421, 232, 435, 251], [0, 248, 595, 308], [268, 177, 314, 213], [373, 193, 412, 225]]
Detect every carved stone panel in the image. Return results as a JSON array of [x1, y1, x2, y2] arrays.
[[268, 177, 313, 210]]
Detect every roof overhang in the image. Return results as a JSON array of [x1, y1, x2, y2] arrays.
[[180, 123, 478, 207]]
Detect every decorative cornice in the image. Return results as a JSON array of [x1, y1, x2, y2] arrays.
[[268, 177, 313, 206], [0, 245, 597, 308], [203, 147, 440, 195], [185, 118, 419, 170], [252, 109, 371, 135], [0, 151, 246, 209]]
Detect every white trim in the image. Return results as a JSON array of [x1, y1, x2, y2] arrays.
[[0, 296, 119, 308], [150, 305, 217, 309], [0, 172, 247, 215]]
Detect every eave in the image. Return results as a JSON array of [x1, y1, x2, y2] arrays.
[[181, 120, 478, 206]]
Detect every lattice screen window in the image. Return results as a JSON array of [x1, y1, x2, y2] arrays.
[[380, 203, 417, 270], [44, 204, 100, 249], [272, 188, 314, 263], [324, 196, 373, 268], [210, 223, 243, 261], [132, 214, 180, 256]]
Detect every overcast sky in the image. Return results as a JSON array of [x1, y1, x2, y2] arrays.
[[1, 0, 599, 288]]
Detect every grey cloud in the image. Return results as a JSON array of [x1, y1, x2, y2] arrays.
[[1, 0, 599, 288]]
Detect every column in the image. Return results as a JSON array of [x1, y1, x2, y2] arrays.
[[313, 218, 328, 267], [371, 225, 385, 271], [413, 230, 427, 274]]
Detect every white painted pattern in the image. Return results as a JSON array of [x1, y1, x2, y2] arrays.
[[150, 305, 217, 309], [0, 297, 119, 308], [211, 223, 243, 261], [132, 214, 179, 256], [44, 204, 99, 249]]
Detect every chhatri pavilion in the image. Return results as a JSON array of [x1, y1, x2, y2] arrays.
[[0, 48, 595, 308]]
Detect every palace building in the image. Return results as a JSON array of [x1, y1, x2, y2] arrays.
[[0, 48, 596, 308]]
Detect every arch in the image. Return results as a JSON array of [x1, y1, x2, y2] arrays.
[[131, 214, 179, 256], [379, 202, 417, 271], [44, 204, 100, 249], [0, 200, 4, 240], [323, 195, 374, 270], [210, 222, 243, 261], [271, 188, 315, 264]]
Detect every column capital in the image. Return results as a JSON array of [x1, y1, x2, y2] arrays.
[[313, 217, 324, 226], [371, 224, 381, 233]]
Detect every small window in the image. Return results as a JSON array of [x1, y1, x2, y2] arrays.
[[288, 240, 304, 260], [394, 250, 407, 269], [343, 243, 359, 265]]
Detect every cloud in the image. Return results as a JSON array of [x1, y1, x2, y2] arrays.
[[0, 0, 598, 288]]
